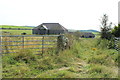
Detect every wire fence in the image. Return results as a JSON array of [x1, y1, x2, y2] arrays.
[[0, 35, 60, 55]]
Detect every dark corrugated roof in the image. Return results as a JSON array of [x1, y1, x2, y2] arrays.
[[37, 23, 67, 30]]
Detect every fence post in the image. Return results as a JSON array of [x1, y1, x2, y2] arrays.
[[42, 36, 44, 55], [4, 36, 9, 54], [22, 36, 24, 49]]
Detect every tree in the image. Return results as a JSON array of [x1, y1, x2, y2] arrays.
[[112, 24, 120, 37], [100, 14, 112, 40]]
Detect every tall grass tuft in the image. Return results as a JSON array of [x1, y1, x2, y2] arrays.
[[13, 49, 37, 63]]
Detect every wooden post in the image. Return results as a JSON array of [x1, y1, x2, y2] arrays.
[[4, 36, 9, 54], [22, 36, 24, 49], [42, 36, 44, 55]]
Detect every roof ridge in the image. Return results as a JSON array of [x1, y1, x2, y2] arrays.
[[35, 23, 68, 31], [42, 23, 59, 24]]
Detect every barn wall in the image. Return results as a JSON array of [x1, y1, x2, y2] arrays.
[[39, 29, 47, 35], [32, 29, 40, 34], [48, 30, 64, 34], [32, 29, 67, 35]]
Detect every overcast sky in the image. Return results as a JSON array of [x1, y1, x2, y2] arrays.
[[0, 0, 119, 31]]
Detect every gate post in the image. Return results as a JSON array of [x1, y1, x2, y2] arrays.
[[42, 36, 44, 55], [22, 36, 24, 49], [57, 35, 64, 51]]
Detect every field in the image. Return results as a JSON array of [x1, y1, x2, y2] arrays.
[[1, 25, 119, 78], [2, 35, 119, 78], [1, 25, 33, 35], [1, 30, 32, 35], [0, 25, 33, 29]]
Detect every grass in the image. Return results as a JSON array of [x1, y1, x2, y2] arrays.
[[1, 25, 33, 35], [92, 32, 100, 38], [2, 34, 119, 78], [1, 30, 32, 35], [0, 25, 33, 29]]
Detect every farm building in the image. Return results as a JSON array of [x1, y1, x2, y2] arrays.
[[32, 23, 68, 35], [80, 32, 95, 38]]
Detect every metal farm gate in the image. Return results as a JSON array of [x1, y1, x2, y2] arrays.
[[0, 35, 60, 55]]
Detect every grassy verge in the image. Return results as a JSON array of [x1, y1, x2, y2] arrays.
[[2, 37, 118, 78]]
